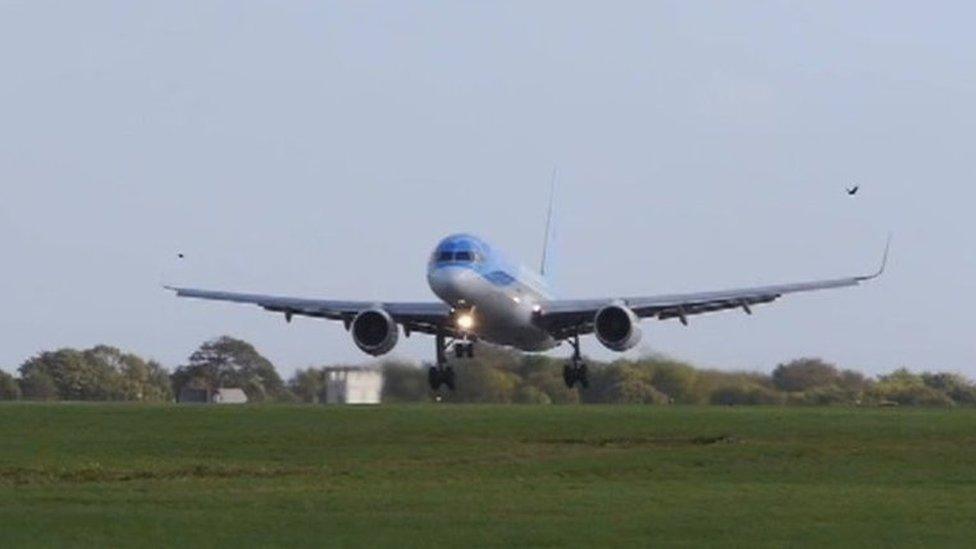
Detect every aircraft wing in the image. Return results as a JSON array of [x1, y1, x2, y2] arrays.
[[165, 287, 452, 335], [538, 239, 890, 339]]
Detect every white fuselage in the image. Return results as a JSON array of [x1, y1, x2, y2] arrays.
[[426, 234, 558, 351]]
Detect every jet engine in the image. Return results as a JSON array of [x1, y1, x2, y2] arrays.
[[594, 303, 643, 352], [351, 309, 399, 356]]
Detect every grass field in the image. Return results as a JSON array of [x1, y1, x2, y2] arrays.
[[1, 404, 975, 547]]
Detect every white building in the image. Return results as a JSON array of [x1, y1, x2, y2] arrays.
[[323, 366, 383, 404], [177, 387, 248, 404], [212, 388, 248, 404]]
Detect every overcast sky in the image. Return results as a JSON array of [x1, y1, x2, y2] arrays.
[[2, 2, 974, 377]]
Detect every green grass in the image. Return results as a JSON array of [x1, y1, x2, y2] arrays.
[[1, 404, 975, 547]]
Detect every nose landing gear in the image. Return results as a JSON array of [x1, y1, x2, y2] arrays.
[[563, 332, 589, 389], [454, 341, 475, 359]]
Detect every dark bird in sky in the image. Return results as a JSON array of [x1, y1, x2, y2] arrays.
[[846, 185, 859, 196], [177, 253, 185, 259]]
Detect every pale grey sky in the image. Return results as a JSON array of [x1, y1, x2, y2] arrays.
[[2, 2, 974, 377]]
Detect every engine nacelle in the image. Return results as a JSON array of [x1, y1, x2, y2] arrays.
[[351, 308, 399, 356], [594, 303, 643, 352]]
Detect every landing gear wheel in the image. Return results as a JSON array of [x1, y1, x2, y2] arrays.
[[563, 364, 575, 388], [431, 330, 458, 392], [444, 366, 456, 391], [428, 366, 456, 391], [453, 342, 475, 359], [577, 363, 589, 389], [428, 366, 441, 391]]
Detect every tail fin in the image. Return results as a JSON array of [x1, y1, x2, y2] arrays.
[[540, 168, 557, 277]]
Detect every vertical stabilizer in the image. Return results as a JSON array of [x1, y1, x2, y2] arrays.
[[540, 168, 557, 277]]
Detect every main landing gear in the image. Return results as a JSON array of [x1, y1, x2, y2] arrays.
[[563, 332, 589, 389], [428, 363, 455, 392], [428, 331, 475, 391]]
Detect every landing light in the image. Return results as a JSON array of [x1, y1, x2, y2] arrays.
[[456, 313, 475, 331]]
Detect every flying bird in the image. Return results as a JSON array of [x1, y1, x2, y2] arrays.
[[177, 253, 185, 259], [846, 185, 859, 196]]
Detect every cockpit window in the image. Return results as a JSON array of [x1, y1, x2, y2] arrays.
[[455, 251, 473, 262], [438, 251, 454, 262]]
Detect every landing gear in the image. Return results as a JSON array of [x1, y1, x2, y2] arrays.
[[563, 332, 589, 389], [454, 341, 474, 359], [428, 364, 456, 391], [429, 330, 462, 391]]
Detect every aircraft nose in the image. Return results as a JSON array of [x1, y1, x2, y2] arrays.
[[428, 266, 472, 305]]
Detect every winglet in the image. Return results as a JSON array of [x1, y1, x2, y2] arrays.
[[859, 233, 892, 281]]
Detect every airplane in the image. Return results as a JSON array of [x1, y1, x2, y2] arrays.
[[167, 222, 889, 391]]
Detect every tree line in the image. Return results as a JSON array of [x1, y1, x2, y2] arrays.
[[1, 336, 974, 407]]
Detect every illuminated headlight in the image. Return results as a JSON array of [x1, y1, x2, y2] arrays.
[[456, 313, 475, 330]]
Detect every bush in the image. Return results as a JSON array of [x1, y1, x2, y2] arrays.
[[868, 383, 954, 407], [650, 361, 698, 403], [522, 370, 580, 404], [514, 385, 552, 405], [709, 384, 785, 406], [451, 362, 520, 403], [921, 372, 976, 405], [794, 385, 859, 406], [514, 355, 579, 404], [381, 363, 428, 403], [585, 362, 668, 404], [867, 369, 955, 407], [0, 371, 21, 400]]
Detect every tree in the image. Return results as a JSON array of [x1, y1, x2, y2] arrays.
[[172, 336, 287, 402], [19, 349, 119, 401], [921, 372, 976, 405], [85, 346, 171, 402], [380, 362, 428, 403], [772, 358, 840, 392], [0, 371, 21, 400], [837, 369, 872, 393], [19, 370, 58, 400], [290, 368, 327, 403], [16, 346, 170, 402]]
